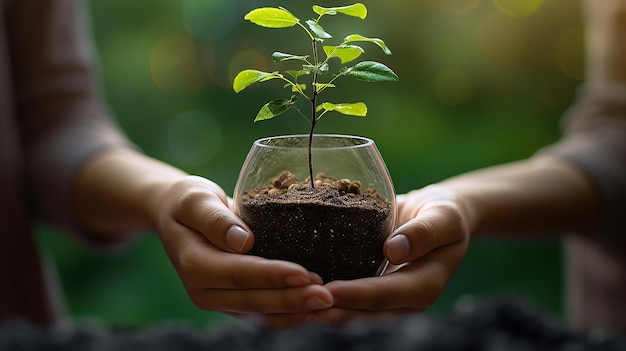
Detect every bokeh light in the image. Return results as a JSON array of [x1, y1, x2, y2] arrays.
[[164, 111, 222, 167], [491, 0, 544, 17], [228, 50, 269, 83], [197, 43, 231, 89], [149, 33, 207, 92]]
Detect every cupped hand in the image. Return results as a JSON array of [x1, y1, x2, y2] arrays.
[[153, 176, 332, 327], [316, 185, 470, 325]]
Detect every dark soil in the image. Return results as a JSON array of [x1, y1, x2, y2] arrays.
[[3, 298, 625, 350], [239, 171, 392, 283]]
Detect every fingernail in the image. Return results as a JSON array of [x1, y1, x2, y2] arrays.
[[308, 272, 324, 285], [305, 296, 332, 310], [387, 234, 410, 262], [226, 225, 250, 252]]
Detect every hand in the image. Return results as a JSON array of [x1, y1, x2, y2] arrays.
[[316, 185, 470, 325], [152, 176, 333, 328]]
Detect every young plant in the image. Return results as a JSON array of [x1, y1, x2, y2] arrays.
[[233, 3, 398, 187]]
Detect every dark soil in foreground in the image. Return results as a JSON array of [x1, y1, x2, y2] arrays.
[[239, 171, 392, 282], [3, 298, 625, 350]]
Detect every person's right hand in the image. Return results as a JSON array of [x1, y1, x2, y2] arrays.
[[151, 176, 333, 328]]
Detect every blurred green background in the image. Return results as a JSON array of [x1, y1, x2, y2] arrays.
[[37, 0, 583, 327]]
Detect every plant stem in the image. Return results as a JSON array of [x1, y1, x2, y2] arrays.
[[308, 100, 316, 188], [308, 38, 320, 188]]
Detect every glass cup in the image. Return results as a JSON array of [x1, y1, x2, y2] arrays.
[[234, 134, 396, 282]]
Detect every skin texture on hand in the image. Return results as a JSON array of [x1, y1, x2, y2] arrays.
[[73, 147, 333, 328], [316, 186, 470, 325]]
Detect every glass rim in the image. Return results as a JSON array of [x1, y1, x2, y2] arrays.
[[253, 134, 374, 150]]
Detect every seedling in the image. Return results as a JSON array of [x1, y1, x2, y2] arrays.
[[233, 3, 398, 187]]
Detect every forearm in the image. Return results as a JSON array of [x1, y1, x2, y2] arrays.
[[440, 155, 600, 238], [72, 147, 188, 241], [584, 0, 626, 84]]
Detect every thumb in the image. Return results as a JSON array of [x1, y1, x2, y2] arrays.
[[172, 176, 254, 253], [384, 200, 465, 265]]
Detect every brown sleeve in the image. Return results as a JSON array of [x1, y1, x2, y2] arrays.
[[543, 84, 626, 239], [540, 0, 626, 241], [6, 0, 134, 241]]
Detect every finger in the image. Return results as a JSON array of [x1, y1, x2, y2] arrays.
[[384, 200, 466, 265], [325, 264, 441, 311], [396, 186, 460, 224], [326, 244, 465, 311], [395, 194, 408, 215], [309, 272, 324, 285], [175, 226, 318, 290], [189, 284, 333, 314], [172, 176, 255, 253]]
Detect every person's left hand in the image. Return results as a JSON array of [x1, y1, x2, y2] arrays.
[[313, 185, 470, 325]]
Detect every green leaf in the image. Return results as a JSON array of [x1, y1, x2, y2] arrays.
[[323, 45, 364, 64], [233, 70, 281, 93], [345, 34, 392, 55], [285, 69, 310, 78], [344, 61, 398, 82], [286, 83, 307, 92], [244, 7, 299, 28], [303, 63, 329, 74], [312, 3, 367, 19], [314, 83, 335, 90], [254, 96, 298, 121], [272, 52, 309, 63], [305, 20, 332, 39], [316, 102, 368, 116]]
